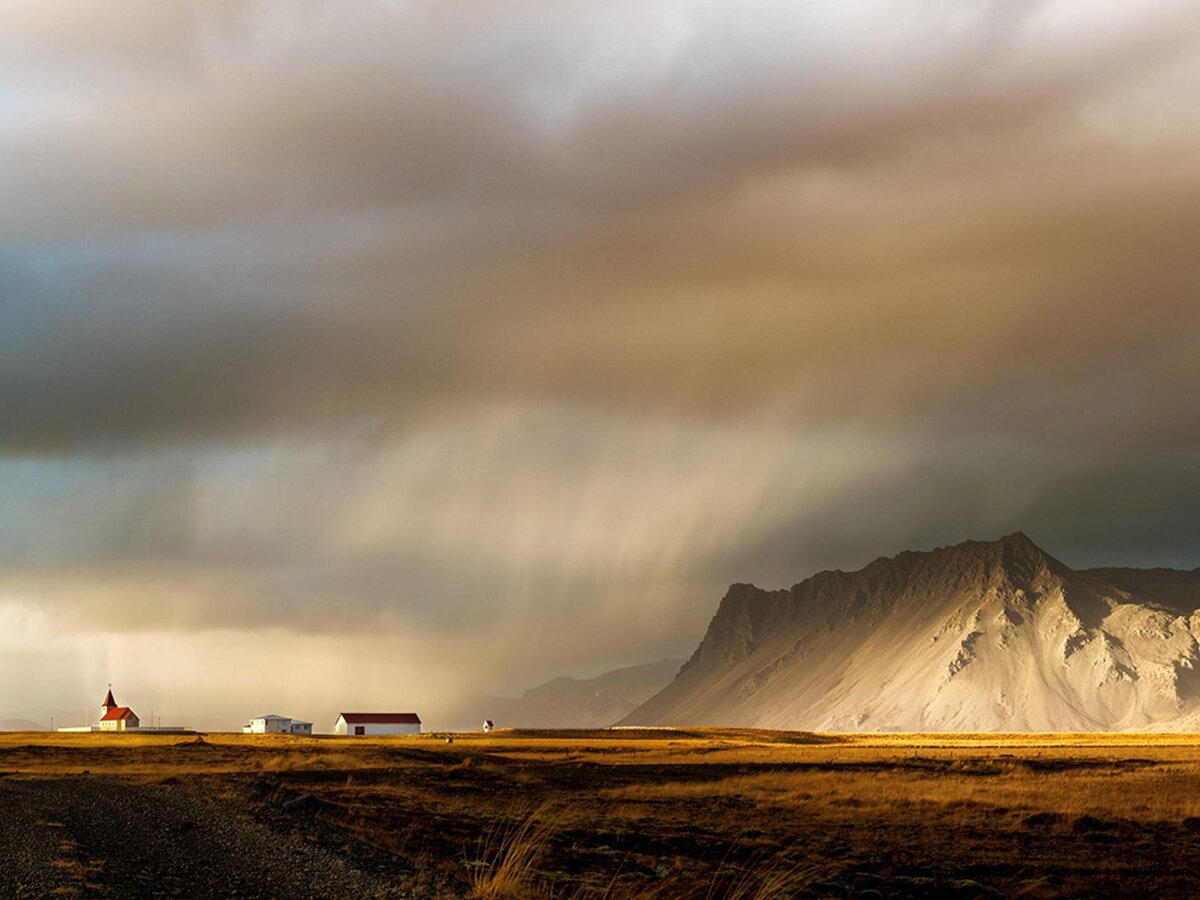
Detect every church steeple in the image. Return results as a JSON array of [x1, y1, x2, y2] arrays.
[[101, 684, 116, 716]]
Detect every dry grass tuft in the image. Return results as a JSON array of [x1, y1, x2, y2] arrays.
[[467, 805, 559, 899], [709, 853, 820, 900]]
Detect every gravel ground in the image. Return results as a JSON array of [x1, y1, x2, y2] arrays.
[[0, 778, 66, 897], [0, 776, 411, 898]]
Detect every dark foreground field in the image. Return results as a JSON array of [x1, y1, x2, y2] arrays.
[[1, 730, 1199, 898]]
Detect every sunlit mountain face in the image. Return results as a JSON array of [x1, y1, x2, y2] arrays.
[[2, 1, 1200, 730], [627, 534, 1200, 732]]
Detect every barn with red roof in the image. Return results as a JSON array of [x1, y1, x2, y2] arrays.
[[334, 712, 421, 736]]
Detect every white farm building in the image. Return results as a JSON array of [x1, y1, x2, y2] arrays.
[[334, 712, 421, 736], [243, 714, 313, 735]]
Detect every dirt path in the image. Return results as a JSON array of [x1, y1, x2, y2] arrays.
[[0, 777, 409, 898]]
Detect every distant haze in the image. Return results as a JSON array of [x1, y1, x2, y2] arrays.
[[2, 2, 1200, 729]]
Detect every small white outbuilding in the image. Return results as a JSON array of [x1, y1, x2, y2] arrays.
[[334, 712, 421, 736], [244, 714, 313, 735]]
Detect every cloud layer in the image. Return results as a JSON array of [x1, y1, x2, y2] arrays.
[[3, 1, 1200, 725]]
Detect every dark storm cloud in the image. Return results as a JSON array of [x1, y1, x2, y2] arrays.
[[2, 0, 1200, 672], [2, 1, 1199, 454]]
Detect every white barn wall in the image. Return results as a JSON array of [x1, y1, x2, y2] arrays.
[[334, 716, 420, 736], [362, 722, 419, 736]]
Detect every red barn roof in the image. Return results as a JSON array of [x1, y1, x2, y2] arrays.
[[338, 712, 420, 724], [100, 706, 136, 722]]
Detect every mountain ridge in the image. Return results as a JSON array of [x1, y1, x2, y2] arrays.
[[623, 533, 1200, 732]]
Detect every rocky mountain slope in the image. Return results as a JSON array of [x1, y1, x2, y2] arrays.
[[623, 533, 1200, 731]]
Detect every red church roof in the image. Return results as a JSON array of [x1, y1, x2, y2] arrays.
[[100, 706, 136, 722], [338, 712, 421, 724], [102, 688, 117, 709]]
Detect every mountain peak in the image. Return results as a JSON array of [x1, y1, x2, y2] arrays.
[[997, 530, 1042, 553], [919, 530, 1059, 592], [625, 532, 1200, 732], [857, 531, 1056, 588], [993, 529, 1052, 567]]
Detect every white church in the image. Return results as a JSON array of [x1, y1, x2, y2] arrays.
[[57, 686, 190, 733], [97, 686, 140, 731]]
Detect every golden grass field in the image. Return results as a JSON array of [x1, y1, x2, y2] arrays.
[[3, 728, 1200, 898]]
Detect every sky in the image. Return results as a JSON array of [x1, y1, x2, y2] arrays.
[[2, 0, 1200, 730]]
